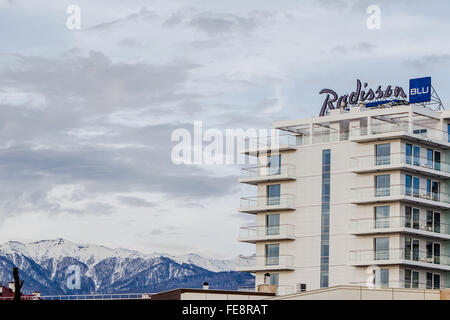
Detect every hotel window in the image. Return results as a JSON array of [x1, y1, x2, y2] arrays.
[[405, 144, 412, 164], [427, 273, 441, 289], [405, 270, 419, 288], [374, 269, 389, 288], [412, 208, 419, 229], [426, 149, 433, 168], [374, 237, 389, 260], [265, 244, 279, 266], [434, 243, 441, 264], [266, 184, 280, 205], [413, 146, 420, 166], [375, 175, 390, 197], [269, 273, 279, 286], [434, 151, 441, 171], [375, 206, 390, 228], [432, 181, 439, 201], [413, 128, 427, 136], [405, 175, 412, 196], [413, 177, 420, 197], [405, 206, 412, 228], [375, 143, 390, 165], [426, 211, 441, 233], [268, 155, 281, 175], [297, 283, 307, 293], [405, 238, 419, 261], [266, 214, 280, 236]]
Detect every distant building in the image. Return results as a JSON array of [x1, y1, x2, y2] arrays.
[[0, 282, 40, 300]]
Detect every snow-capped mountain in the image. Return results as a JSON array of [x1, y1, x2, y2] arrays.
[[0, 238, 253, 295]]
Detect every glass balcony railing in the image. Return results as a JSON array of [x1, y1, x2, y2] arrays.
[[236, 255, 294, 270], [350, 153, 449, 173], [239, 195, 295, 211], [349, 248, 450, 266], [349, 216, 450, 235], [243, 134, 299, 152], [352, 185, 450, 204], [350, 122, 448, 144], [240, 164, 296, 179], [238, 225, 295, 240]]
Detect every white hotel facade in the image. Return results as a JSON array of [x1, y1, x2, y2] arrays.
[[237, 104, 450, 294]]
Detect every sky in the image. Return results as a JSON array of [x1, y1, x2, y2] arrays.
[[0, 0, 450, 259]]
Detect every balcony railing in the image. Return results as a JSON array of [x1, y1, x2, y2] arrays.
[[351, 184, 450, 206], [239, 164, 296, 184], [349, 248, 450, 267], [350, 122, 449, 146], [236, 255, 295, 271], [350, 153, 449, 175], [238, 225, 295, 242], [349, 216, 450, 237], [243, 134, 299, 154], [239, 194, 295, 213]]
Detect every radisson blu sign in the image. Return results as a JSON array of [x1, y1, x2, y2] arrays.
[[319, 77, 432, 116]]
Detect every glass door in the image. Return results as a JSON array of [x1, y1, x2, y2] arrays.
[[266, 214, 280, 236], [265, 244, 279, 266]]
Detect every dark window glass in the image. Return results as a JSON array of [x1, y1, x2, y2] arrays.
[[434, 274, 441, 289], [405, 144, 412, 164], [426, 272, 433, 289], [427, 211, 433, 232], [412, 208, 419, 229], [412, 240, 419, 261], [434, 151, 441, 171], [265, 244, 279, 265], [412, 271, 419, 288], [405, 206, 412, 228], [413, 146, 420, 166], [413, 177, 420, 197], [432, 181, 439, 201], [405, 175, 412, 196], [405, 238, 411, 260], [427, 149, 433, 168], [434, 212, 441, 233], [376, 144, 390, 165], [434, 243, 440, 264], [405, 270, 411, 288]]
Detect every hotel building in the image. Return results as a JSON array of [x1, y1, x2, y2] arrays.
[[237, 103, 450, 294]]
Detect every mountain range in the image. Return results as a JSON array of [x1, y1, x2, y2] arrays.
[[0, 238, 253, 296]]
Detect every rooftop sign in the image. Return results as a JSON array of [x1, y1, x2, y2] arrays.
[[319, 77, 433, 116]]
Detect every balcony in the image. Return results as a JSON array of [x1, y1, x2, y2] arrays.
[[350, 122, 450, 149], [239, 165, 296, 185], [236, 255, 295, 272], [350, 153, 450, 179], [349, 216, 450, 240], [239, 195, 296, 214], [349, 249, 450, 271], [238, 225, 295, 243], [242, 134, 298, 156], [351, 185, 450, 209]]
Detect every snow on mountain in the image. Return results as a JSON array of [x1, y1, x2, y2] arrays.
[[0, 239, 253, 295]]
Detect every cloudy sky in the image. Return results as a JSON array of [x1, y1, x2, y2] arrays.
[[0, 0, 449, 258]]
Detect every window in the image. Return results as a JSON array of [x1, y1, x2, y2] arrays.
[[426, 273, 440, 289], [413, 128, 427, 136], [374, 238, 389, 260], [432, 181, 439, 201], [375, 175, 390, 197], [413, 240, 419, 261], [320, 149, 331, 288], [297, 283, 307, 293], [266, 214, 280, 236], [405, 175, 412, 196], [405, 238, 411, 260], [434, 274, 441, 289], [412, 208, 419, 230], [405, 144, 412, 164], [405, 206, 412, 228], [265, 244, 279, 266], [405, 270, 419, 288], [413, 146, 420, 166], [267, 184, 280, 205], [434, 212, 441, 233], [427, 210, 433, 232], [434, 151, 441, 171], [413, 177, 420, 197], [434, 243, 440, 264], [376, 144, 390, 165], [375, 206, 390, 228], [406, 238, 419, 261], [269, 273, 279, 285], [268, 155, 281, 175], [374, 269, 389, 287], [427, 149, 433, 168]]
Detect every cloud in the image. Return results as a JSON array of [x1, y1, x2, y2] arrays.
[[404, 54, 450, 71], [117, 196, 156, 207]]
